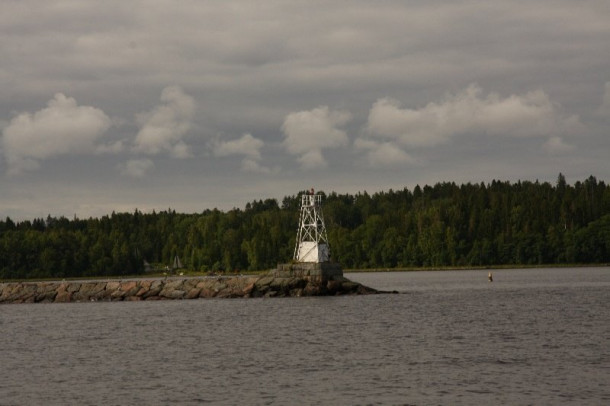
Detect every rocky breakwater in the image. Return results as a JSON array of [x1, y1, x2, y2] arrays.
[[0, 267, 383, 304]]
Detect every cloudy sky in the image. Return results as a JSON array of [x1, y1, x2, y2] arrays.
[[1, 0, 610, 220]]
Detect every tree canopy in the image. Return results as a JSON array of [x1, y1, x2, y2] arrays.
[[1, 175, 609, 279]]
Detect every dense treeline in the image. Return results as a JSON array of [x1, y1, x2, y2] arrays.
[[1, 174, 609, 279]]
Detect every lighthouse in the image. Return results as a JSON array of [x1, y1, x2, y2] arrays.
[[267, 187, 383, 293], [293, 189, 330, 263], [273, 188, 342, 280]]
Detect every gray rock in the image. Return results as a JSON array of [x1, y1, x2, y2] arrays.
[[159, 288, 185, 299], [185, 288, 201, 299], [55, 290, 72, 303], [142, 280, 163, 298]]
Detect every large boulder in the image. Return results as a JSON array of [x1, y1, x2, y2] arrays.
[[159, 287, 186, 299], [73, 282, 106, 302], [35, 283, 59, 303], [141, 280, 163, 298]]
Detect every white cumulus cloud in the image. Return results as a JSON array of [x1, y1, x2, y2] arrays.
[[366, 84, 583, 147], [213, 133, 263, 159], [297, 149, 326, 170], [354, 139, 415, 167], [282, 106, 351, 168], [241, 158, 278, 174], [597, 81, 610, 116], [134, 86, 195, 157], [119, 158, 154, 178], [543, 136, 575, 154], [213, 133, 277, 173], [1, 93, 112, 174]]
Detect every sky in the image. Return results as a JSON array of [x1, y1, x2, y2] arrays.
[[1, 0, 610, 220]]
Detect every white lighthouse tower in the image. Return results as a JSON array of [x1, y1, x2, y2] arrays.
[[294, 189, 330, 263]]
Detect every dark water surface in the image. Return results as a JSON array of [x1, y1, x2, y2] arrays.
[[1, 267, 608, 405]]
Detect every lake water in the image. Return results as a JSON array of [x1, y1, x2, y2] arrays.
[[1, 267, 609, 405]]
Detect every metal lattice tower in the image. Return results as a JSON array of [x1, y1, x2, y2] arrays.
[[293, 190, 330, 262]]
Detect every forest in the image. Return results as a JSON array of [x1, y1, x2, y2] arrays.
[[1, 174, 609, 279]]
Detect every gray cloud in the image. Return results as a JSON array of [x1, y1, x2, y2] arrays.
[[1, 1, 609, 219]]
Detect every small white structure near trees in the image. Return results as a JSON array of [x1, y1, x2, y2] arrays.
[[293, 189, 330, 263]]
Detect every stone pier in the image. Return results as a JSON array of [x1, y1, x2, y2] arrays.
[[0, 267, 385, 304]]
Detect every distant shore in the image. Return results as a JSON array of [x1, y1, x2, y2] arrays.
[[344, 263, 610, 273]]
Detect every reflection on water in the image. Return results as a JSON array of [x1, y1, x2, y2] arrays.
[[1, 267, 609, 405]]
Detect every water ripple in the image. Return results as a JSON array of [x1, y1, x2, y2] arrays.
[[1, 268, 609, 404]]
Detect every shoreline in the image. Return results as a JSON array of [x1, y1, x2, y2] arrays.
[[1, 263, 608, 284]]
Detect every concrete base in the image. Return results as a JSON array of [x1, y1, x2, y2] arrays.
[[272, 262, 343, 279]]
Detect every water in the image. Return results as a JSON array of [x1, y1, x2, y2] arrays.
[[1, 267, 608, 405]]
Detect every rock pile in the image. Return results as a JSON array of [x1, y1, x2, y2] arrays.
[[0, 273, 382, 304]]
